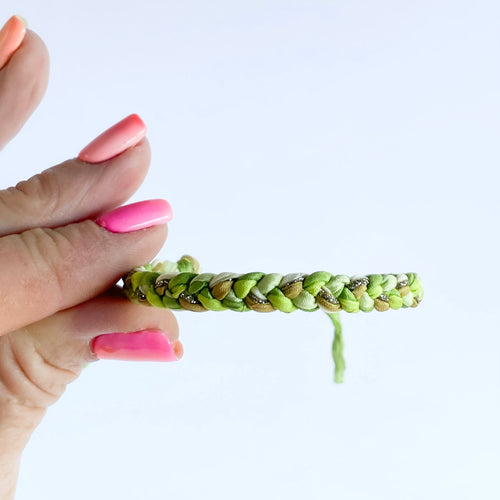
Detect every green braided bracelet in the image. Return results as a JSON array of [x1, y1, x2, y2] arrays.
[[122, 256, 424, 383]]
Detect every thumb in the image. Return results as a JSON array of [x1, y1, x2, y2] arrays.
[[0, 17, 49, 150]]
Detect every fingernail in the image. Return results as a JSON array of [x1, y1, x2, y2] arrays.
[[96, 199, 173, 233], [78, 114, 147, 164], [91, 330, 183, 362], [0, 16, 27, 70]]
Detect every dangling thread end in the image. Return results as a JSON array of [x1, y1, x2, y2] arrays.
[[327, 312, 345, 384]]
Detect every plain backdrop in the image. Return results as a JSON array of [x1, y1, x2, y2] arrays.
[[1, 1, 499, 499]]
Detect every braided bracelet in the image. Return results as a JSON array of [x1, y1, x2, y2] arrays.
[[122, 256, 424, 383]]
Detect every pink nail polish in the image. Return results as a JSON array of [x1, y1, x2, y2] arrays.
[[92, 330, 183, 362], [78, 114, 147, 164], [0, 16, 27, 70], [96, 199, 172, 233]]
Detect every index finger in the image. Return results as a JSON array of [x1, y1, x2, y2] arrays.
[[0, 20, 49, 150]]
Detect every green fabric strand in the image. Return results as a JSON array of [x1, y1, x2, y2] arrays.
[[267, 288, 296, 313], [122, 256, 423, 383], [303, 271, 333, 296], [225, 289, 248, 311], [233, 273, 264, 298], [328, 313, 345, 383], [338, 288, 360, 313], [163, 295, 183, 309], [169, 272, 197, 298], [388, 289, 403, 309], [325, 275, 350, 297], [198, 288, 227, 311], [257, 273, 283, 295]]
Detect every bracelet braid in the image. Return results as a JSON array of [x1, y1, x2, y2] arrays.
[[122, 256, 424, 383]]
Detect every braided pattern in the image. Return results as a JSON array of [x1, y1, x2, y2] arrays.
[[122, 256, 424, 314]]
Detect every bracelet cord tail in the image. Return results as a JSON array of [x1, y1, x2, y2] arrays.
[[327, 312, 345, 383]]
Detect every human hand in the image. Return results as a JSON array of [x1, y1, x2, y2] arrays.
[[0, 16, 181, 499]]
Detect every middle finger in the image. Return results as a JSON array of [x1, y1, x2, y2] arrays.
[[0, 115, 151, 237]]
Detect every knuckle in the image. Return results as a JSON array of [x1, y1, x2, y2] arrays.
[[14, 221, 111, 304], [13, 167, 62, 218], [0, 334, 65, 409], [0, 160, 89, 228], [16, 227, 75, 305]]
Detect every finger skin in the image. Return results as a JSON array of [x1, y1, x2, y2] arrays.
[[0, 221, 168, 335], [0, 290, 179, 409], [0, 399, 42, 500], [0, 138, 152, 236], [0, 30, 49, 150]]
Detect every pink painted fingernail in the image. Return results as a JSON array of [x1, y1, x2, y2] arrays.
[[78, 114, 147, 163], [91, 330, 183, 362], [96, 199, 172, 233], [0, 15, 27, 70]]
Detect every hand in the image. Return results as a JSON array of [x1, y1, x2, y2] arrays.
[[0, 16, 181, 499]]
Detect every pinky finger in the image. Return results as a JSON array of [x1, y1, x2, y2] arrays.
[[41, 287, 181, 368], [0, 289, 181, 410]]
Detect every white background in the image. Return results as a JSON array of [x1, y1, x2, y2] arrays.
[[1, 1, 499, 499]]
